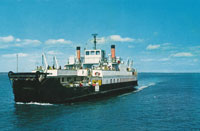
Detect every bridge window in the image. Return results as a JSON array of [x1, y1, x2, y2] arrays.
[[91, 51, 95, 55], [110, 79, 112, 83], [96, 51, 100, 55], [86, 51, 89, 55]]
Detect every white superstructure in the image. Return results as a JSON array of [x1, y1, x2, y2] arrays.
[[35, 34, 137, 87]]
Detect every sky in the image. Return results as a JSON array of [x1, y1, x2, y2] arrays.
[[0, 0, 200, 72]]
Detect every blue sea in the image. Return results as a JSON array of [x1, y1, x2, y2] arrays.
[[0, 73, 200, 131]]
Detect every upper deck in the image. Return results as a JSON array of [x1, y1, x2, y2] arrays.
[[84, 49, 105, 64]]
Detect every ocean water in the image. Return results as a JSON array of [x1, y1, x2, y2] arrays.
[[0, 73, 200, 131]]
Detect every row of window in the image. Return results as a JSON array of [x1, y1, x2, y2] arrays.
[[106, 78, 134, 84], [86, 51, 100, 55], [60, 77, 80, 82], [61, 77, 72, 82], [106, 79, 120, 84]]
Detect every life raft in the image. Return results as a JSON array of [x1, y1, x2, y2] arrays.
[[95, 72, 100, 76]]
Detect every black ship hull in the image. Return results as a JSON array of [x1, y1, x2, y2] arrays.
[[8, 72, 138, 104]]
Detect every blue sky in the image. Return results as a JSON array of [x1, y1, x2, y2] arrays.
[[0, 0, 200, 72]]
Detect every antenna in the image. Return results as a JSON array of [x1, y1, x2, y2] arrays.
[[92, 34, 98, 49], [127, 59, 130, 67], [130, 60, 133, 67], [16, 54, 18, 72], [53, 56, 59, 69], [42, 53, 48, 71]]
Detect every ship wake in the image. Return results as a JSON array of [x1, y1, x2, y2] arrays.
[[118, 82, 156, 98], [134, 82, 156, 93], [16, 102, 53, 106]]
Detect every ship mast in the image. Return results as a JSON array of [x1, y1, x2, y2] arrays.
[[16, 54, 18, 72], [92, 34, 98, 50]]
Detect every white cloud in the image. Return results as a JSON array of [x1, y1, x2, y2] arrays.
[[2, 53, 28, 58], [145, 42, 172, 51], [141, 57, 170, 62], [0, 45, 9, 49], [45, 39, 72, 44], [90, 37, 106, 44], [146, 44, 160, 50], [193, 59, 198, 62], [141, 59, 154, 62], [109, 35, 134, 42], [172, 52, 193, 57], [135, 38, 144, 43], [16, 38, 21, 42], [0, 35, 14, 42], [90, 35, 143, 44], [23, 39, 41, 44], [159, 58, 170, 61], [14, 39, 41, 47], [18, 53, 28, 57], [47, 51, 62, 55], [160, 42, 178, 51], [162, 43, 171, 46], [128, 45, 135, 48], [97, 37, 106, 44], [0, 35, 41, 48]]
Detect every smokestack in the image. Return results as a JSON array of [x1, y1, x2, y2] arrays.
[[111, 45, 115, 59], [76, 46, 81, 61]]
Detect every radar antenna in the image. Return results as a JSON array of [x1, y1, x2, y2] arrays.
[[92, 34, 98, 50]]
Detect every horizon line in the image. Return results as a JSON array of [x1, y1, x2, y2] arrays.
[[0, 71, 200, 73]]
